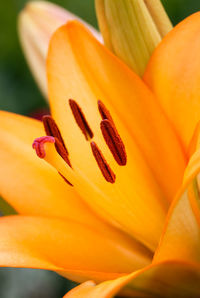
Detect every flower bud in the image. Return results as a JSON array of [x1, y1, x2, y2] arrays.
[[19, 1, 102, 97], [95, 0, 172, 76]]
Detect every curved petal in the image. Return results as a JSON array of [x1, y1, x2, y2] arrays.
[[144, 12, 200, 151], [187, 121, 200, 158], [153, 126, 200, 264], [47, 21, 186, 250], [64, 118, 200, 297], [153, 186, 200, 264], [64, 261, 200, 297], [0, 111, 112, 226], [47, 20, 186, 203], [0, 110, 153, 266], [0, 215, 150, 282]]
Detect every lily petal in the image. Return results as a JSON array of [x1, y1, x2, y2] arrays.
[[64, 261, 200, 297], [64, 106, 200, 298], [153, 127, 200, 264], [144, 12, 200, 152], [0, 215, 150, 282], [48, 20, 186, 203], [68, 21, 186, 200], [0, 111, 108, 225], [0, 111, 155, 266], [47, 21, 186, 250], [153, 187, 200, 264]]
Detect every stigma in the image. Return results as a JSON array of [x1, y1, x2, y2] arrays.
[[32, 136, 55, 158]]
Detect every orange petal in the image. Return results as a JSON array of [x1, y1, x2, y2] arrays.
[[64, 119, 200, 297], [47, 20, 186, 203], [47, 21, 186, 250], [0, 110, 153, 267], [153, 123, 200, 264], [153, 186, 200, 264], [0, 111, 111, 226], [64, 261, 200, 297], [69, 21, 186, 200], [144, 12, 200, 152], [0, 215, 150, 282], [187, 121, 200, 158]]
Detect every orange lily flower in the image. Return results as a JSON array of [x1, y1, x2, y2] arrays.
[[1, 8, 200, 298]]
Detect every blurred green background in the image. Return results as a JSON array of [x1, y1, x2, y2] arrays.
[[0, 0, 200, 297]]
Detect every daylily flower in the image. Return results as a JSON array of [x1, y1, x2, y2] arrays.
[[0, 3, 200, 298]]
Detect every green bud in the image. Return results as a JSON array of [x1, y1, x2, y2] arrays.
[[95, 0, 172, 76]]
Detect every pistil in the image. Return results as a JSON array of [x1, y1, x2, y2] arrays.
[[32, 136, 74, 186], [32, 136, 55, 158]]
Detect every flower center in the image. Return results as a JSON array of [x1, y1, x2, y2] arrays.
[[33, 99, 127, 185]]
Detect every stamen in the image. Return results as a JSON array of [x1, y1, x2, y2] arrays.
[[90, 142, 116, 183], [98, 100, 114, 123], [54, 139, 71, 167], [69, 99, 94, 140], [58, 172, 73, 187], [32, 136, 55, 158], [42, 115, 71, 167], [98, 100, 127, 166], [43, 115, 68, 153], [101, 120, 127, 166]]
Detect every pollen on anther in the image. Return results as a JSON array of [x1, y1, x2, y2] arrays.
[[32, 136, 55, 158], [98, 100, 127, 166], [98, 100, 114, 123], [69, 99, 94, 140], [101, 119, 127, 166], [43, 115, 68, 153], [42, 115, 72, 167], [90, 141, 116, 183], [55, 139, 72, 167]]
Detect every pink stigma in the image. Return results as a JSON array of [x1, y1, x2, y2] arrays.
[[32, 136, 55, 158]]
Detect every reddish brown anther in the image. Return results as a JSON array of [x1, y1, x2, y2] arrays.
[[58, 172, 73, 187], [55, 139, 71, 167], [101, 120, 127, 166], [42, 115, 71, 167], [69, 99, 94, 140], [90, 142, 116, 183], [43, 115, 68, 153], [32, 136, 55, 158], [98, 100, 114, 123]]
